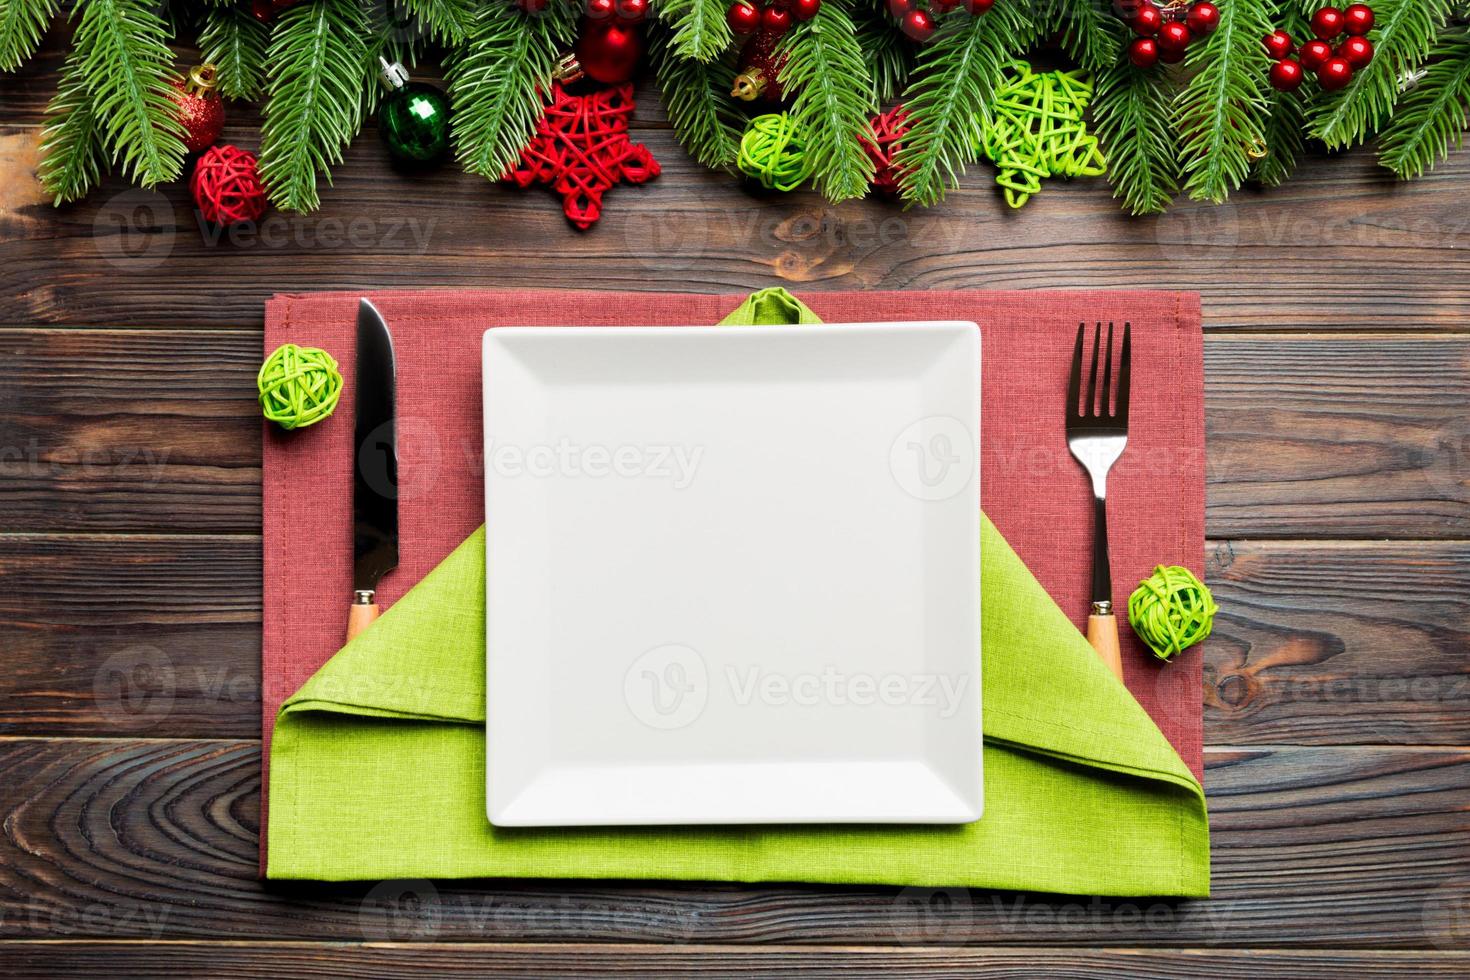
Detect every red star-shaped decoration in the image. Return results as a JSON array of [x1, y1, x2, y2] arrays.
[[503, 83, 659, 229]]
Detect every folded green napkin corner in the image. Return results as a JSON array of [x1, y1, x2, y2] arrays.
[[266, 289, 1209, 896]]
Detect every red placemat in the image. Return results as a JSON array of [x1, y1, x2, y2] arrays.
[[260, 289, 1205, 872]]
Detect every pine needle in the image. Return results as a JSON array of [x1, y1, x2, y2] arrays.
[[1048, 0, 1123, 74], [446, 1, 576, 182], [776, 0, 876, 202], [398, 0, 474, 45], [655, 0, 733, 64], [37, 45, 109, 204], [199, 1, 269, 101], [259, 0, 371, 213], [1173, 0, 1274, 203], [0, 0, 57, 71], [68, 0, 187, 188], [1311, 0, 1454, 149], [894, 3, 1038, 208], [1378, 28, 1470, 178], [1092, 61, 1179, 214], [854, 5, 912, 104], [650, 19, 743, 169]]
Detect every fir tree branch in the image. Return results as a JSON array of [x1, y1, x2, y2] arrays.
[[655, 0, 733, 64], [894, 2, 1038, 208], [0, 0, 57, 71], [70, 0, 187, 188], [1092, 61, 1179, 214], [854, 5, 912, 104], [1378, 28, 1470, 178], [38, 45, 108, 204], [398, 0, 474, 45], [1173, 0, 1274, 203], [1252, 88, 1306, 186], [650, 19, 743, 169], [259, 0, 371, 213], [776, 0, 875, 202], [1311, 0, 1454, 149], [1047, 0, 1123, 73], [446, 1, 576, 181], [200, 1, 269, 101]]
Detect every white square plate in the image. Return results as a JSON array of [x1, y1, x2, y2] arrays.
[[484, 321, 981, 826]]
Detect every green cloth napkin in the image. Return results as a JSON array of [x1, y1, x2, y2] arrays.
[[267, 290, 1209, 895]]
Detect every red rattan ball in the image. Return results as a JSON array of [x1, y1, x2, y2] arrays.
[[191, 144, 268, 227], [862, 105, 909, 196]]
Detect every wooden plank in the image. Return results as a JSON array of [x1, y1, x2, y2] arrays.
[[1, 532, 1466, 742], [0, 740, 1464, 945], [3, 330, 1466, 537], [2, 944, 1468, 978], [3, 114, 1469, 328]]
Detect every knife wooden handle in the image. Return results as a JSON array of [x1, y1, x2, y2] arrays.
[[347, 593, 380, 642], [1086, 613, 1125, 683]]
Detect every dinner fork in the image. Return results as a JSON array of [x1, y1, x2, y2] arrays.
[[1065, 322, 1130, 682]]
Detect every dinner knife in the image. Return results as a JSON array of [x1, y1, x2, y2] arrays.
[[348, 297, 398, 641]]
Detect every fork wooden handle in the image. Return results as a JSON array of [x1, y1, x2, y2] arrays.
[[1086, 613, 1125, 683]]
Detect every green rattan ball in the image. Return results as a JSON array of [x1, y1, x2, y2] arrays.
[[737, 113, 814, 192], [257, 343, 343, 431], [1127, 565, 1218, 661]]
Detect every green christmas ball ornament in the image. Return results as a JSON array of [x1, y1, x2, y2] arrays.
[[377, 58, 450, 166], [737, 113, 814, 192], [257, 343, 343, 431], [1127, 565, 1219, 661]]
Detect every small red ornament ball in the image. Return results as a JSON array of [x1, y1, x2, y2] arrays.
[[1318, 56, 1354, 89], [1263, 30, 1294, 59], [1298, 38, 1332, 70], [614, 0, 648, 23], [1186, 2, 1219, 35], [1339, 34, 1374, 68], [1133, 3, 1162, 36], [576, 20, 643, 83], [965, 0, 994, 12], [791, 0, 821, 21], [191, 145, 266, 227], [1311, 6, 1344, 40], [516, 0, 551, 12], [727, 1, 760, 33], [888, 0, 915, 14], [1269, 58, 1304, 91], [762, 5, 792, 32], [901, 7, 935, 40], [1128, 37, 1160, 68], [586, 0, 614, 19], [1158, 21, 1192, 55], [171, 65, 225, 154], [1343, 3, 1374, 35]]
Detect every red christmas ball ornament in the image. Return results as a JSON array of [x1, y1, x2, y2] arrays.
[[1342, 3, 1374, 36], [191, 144, 267, 227], [727, 1, 760, 33], [586, 0, 614, 19], [517, 0, 552, 13], [791, 0, 821, 21], [1186, 2, 1219, 35], [1158, 21, 1191, 51], [762, 5, 792, 32], [614, 0, 648, 23], [901, 7, 936, 40], [1298, 38, 1332, 70], [1269, 58, 1304, 91], [861, 105, 909, 195], [575, 19, 643, 84], [888, 0, 915, 14], [1133, 3, 1163, 36], [965, 0, 994, 12], [1263, 30, 1295, 59], [731, 29, 787, 101], [1311, 6, 1344, 40], [1338, 35, 1373, 68], [1317, 56, 1354, 89], [171, 64, 225, 154], [1128, 37, 1160, 68]]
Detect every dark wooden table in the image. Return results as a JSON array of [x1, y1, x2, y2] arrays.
[[3, 32, 1469, 978]]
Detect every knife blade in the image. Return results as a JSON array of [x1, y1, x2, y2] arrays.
[[348, 297, 398, 640]]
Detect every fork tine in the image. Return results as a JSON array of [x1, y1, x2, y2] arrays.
[[1067, 323, 1083, 417], [1116, 322, 1131, 422], [1086, 322, 1101, 417], [1101, 322, 1114, 417]]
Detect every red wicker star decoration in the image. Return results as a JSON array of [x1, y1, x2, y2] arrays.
[[503, 82, 659, 229]]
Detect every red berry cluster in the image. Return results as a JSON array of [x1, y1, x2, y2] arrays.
[[1124, 1, 1219, 69], [585, 0, 649, 22], [886, 0, 994, 45], [727, 0, 821, 37], [1265, 4, 1374, 92]]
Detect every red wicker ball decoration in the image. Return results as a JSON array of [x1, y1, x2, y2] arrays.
[[862, 105, 909, 195], [191, 145, 268, 227]]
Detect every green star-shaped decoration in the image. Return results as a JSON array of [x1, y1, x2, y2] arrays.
[[977, 63, 1107, 208]]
